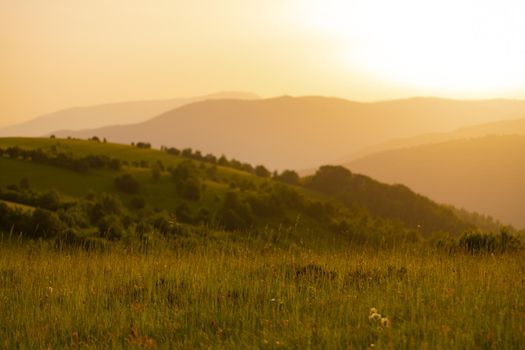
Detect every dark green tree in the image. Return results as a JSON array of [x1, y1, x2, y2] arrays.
[[114, 174, 140, 194]]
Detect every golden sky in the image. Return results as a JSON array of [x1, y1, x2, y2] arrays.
[[2, 0, 525, 126]]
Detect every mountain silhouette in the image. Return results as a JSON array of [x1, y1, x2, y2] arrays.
[[0, 92, 259, 137], [54, 96, 525, 170], [346, 116, 525, 161]]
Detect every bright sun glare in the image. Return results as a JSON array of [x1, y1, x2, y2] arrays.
[[297, 0, 525, 96]]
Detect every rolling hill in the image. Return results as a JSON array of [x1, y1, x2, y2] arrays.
[[0, 92, 258, 137], [346, 135, 525, 228], [347, 116, 525, 160], [0, 137, 500, 243], [54, 96, 525, 170]]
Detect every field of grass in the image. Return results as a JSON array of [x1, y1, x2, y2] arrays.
[[0, 238, 523, 349]]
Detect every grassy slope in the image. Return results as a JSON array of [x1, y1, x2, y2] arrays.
[[0, 138, 337, 234], [0, 137, 503, 237], [0, 157, 113, 197], [0, 199, 35, 212]]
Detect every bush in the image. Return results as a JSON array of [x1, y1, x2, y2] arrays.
[[459, 229, 522, 254], [149, 211, 173, 235], [90, 193, 125, 223], [97, 215, 124, 241], [30, 208, 64, 239]]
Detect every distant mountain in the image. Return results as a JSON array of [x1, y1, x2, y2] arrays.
[[347, 116, 525, 160], [54, 96, 525, 170], [0, 92, 259, 137], [346, 135, 525, 228]]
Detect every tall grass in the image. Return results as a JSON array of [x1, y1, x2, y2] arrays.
[[0, 237, 523, 349]]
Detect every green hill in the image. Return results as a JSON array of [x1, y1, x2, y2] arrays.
[[347, 135, 525, 228], [0, 137, 502, 244]]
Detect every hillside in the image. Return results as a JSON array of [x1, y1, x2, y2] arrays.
[[0, 92, 258, 137], [348, 116, 525, 160], [347, 135, 525, 228], [53, 96, 525, 170], [0, 137, 497, 244]]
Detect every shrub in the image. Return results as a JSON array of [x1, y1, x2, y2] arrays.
[[90, 193, 125, 223], [97, 215, 124, 241], [459, 229, 522, 254], [30, 208, 64, 239]]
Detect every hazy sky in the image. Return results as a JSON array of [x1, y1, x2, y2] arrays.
[[2, 0, 525, 126]]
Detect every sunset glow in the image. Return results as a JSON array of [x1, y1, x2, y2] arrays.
[[297, 0, 525, 94], [2, 0, 525, 125]]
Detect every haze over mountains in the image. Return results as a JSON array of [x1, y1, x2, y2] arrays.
[[54, 96, 525, 170], [0, 92, 258, 137], [347, 134, 525, 228], [347, 116, 525, 160]]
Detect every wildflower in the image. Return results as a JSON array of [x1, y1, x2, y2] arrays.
[[380, 317, 391, 328], [369, 307, 378, 315], [369, 312, 382, 321], [47, 286, 54, 294]]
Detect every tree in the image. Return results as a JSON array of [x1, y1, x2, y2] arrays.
[[90, 193, 125, 223], [170, 161, 195, 182], [37, 190, 61, 211], [151, 165, 161, 181], [175, 202, 193, 223], [109, 158, 121, 170], [254, 165, 271, 178], [219, 191, 253, 230], [114, 174, 140, 194], [304, 165, 353, 194], [180, 178, 201, 201], [135, 142, 151, 149], [275, 170, 300, 185]]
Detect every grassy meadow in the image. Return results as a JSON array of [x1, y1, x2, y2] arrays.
[[0, 237, 523, 349], [0, 137, 523, 349]]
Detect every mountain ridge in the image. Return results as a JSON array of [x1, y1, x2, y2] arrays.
[[54, 96, 525, 170], [0, 91, 259, 137]]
